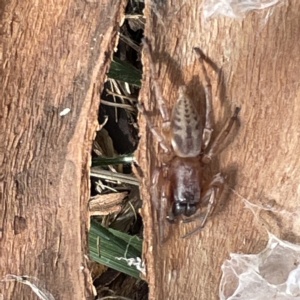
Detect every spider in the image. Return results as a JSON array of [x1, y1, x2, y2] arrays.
[[138, 38, 240, 241]]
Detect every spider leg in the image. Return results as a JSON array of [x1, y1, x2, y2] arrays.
[[181, 173, 224, 238], [137, 103, 171, 153], [194, 47, 213, 149], [159, 183, 170, 244], [151, 166, 171, 244], [138, 38, 173, 153], [202, 107, 240, 164], [142, 38, 171, 129]]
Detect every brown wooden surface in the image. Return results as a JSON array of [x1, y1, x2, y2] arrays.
[[137, 1, 300, 299], [0, 0, 126, 299]]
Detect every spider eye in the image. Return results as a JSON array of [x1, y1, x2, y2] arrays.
[[173, 203, 186, 216], [184, 204, 196, 217]]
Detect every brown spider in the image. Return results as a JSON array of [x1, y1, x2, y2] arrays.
[[138, 38, 240, 241]]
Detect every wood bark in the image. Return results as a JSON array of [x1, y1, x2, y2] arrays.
[[137, 1, 300, 299], [0, 0, 126, 299]]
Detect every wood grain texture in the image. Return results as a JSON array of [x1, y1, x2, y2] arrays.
[[137, 1, 300, 299], [0, 0, 126, 299]]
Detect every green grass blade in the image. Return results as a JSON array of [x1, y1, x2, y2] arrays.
[[89, 219, 143, 279], [92, 154, 134, 167], [107, 57, 142, 87], [108, 227, 142, 253]]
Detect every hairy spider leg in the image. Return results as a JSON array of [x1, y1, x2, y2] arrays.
[[142, 38, 171, 130], [202, 107, 240, 164], [151, 166, 171, 244], [194, 47, 213, 149], [160, 177, 171, 243], [137, 103, 171, 153], [181, 173, 225, 238], [137, 38, 174, 153]]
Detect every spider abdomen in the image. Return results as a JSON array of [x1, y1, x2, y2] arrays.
[[171, 86, 202, 158]]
